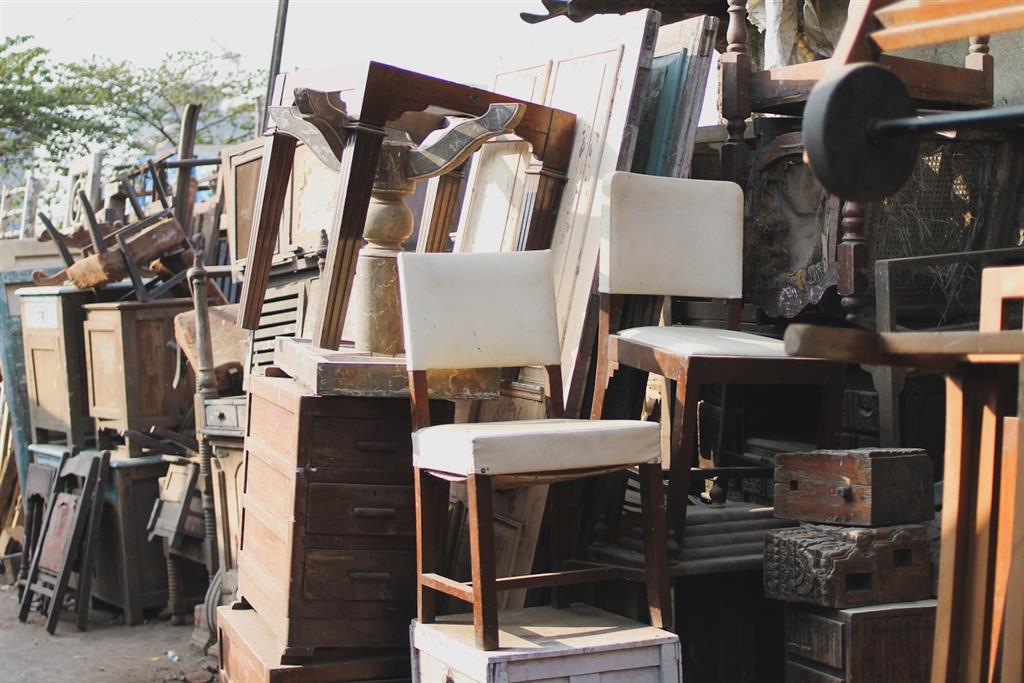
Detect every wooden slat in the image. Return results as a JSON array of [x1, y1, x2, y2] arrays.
[[872, 5, 1024, 52], [875, 0, 1017, 27]]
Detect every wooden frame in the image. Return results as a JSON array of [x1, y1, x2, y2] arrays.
[[409, 365, 671, 650], [591, 293, 846, 538], [237, 62, 576, 351]]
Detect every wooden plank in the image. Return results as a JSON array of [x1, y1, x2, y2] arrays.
[[872, 5, 1024, 52], [875, 0, 1018, 27]]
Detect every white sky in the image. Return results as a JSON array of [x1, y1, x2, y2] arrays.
[[2, 0, 721, 122]]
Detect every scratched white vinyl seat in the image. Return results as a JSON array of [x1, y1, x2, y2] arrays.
[[399, 249, 671, 651], [591, 172, 846, 541]]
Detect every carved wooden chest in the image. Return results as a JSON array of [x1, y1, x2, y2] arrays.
[[83, 299, 195, 444], [785, 600, 936, 682], [773, 448, 934, 526], [763, 524, 932, 608], [237, 375, 452, 663]]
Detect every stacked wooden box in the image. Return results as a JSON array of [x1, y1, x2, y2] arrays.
[[220, 373, 453, 682], [764, 448, 937, 682]]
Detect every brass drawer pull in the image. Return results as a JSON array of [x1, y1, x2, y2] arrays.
[[354, 440, 398, 452], [349, 571, 392, 582], [353, 506, 396, 518]]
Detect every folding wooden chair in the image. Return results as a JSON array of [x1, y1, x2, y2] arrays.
[[18, 450, 109, 633]]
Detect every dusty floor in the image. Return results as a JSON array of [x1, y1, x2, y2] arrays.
[[0, 586, 218, 682]]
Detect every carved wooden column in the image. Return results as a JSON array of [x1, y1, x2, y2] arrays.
[[417, 165, 466, 253], [838, 200, 870, 323], [719, 0, 751, 185], [967, 35, 994, 102], [520, 166, 570, 251]]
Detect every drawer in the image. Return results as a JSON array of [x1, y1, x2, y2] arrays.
[[305, 483, 414, 536], [206, 403, 247, 430], [309, 417, 413, 472], [785, 661, 845, 683], [786, 608, 845, 670], [303, 549, 416, 602]]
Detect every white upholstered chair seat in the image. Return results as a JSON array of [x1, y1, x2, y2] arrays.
[[616, 325, 787, 358], [413, 418, 661, 477]]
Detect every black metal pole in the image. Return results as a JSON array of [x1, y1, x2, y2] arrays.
[[262, 0, 290, 133], [874, 104, 1024, 136]]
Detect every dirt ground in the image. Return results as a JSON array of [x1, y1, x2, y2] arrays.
[[0, 585, 218, 682]]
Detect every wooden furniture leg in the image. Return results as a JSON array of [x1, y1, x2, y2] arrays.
[[639, 462, 672, 631], [549, 481, 574, 609], [994, 415, 1021, 680], [467, 473, 499, 650], [668, 368, 700, 539], [416, 466, 440, 625]]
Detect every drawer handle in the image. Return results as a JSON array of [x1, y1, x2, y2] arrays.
[[349, 571, 392, 582], [354, 440, 398, 452], [353, 506, 396, 519]]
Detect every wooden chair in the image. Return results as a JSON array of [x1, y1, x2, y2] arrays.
[[399, 250, 672, 650], [591, 172, 846, 537], [17, 461, 59, 599], [18, 449, 109, 634]]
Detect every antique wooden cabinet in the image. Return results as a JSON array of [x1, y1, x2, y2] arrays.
[[784, 600, 936, 682], [83, 298, 194, 442], [237, 375, 453, 662]]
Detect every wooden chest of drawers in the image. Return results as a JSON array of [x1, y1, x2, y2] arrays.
[[83, 299, 194, 440], [784, 600, 935, 682], [237, 375, 453, 663]]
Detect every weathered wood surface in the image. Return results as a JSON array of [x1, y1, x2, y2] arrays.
[[237, 375, 453, 662], [217, 605, 410, 683], [764, 523, 932, 608], [773, 448, 934, 526], [412, 605, 681, 683], [785, 600, 936, 682], [174, 304, 248, 393]]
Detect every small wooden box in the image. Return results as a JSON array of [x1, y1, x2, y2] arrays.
[[83, 298, 194, 440], [412, 605, 681, 682], [238, 375, 453, 662], [785, 600, 936, 682], [218, 605, 410, 683], [773, 448, 933, 526], [764, 524, 932, 608], [19, 286, 127, 444]]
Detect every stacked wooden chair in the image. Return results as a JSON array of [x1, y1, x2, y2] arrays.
[[18, 449, 109, 634], [591, 172, 846, 540], [398, 250, 672, 650]]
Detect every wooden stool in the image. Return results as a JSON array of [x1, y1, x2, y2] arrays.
[[591, 172, 845, 537], [399, 250, 672, 650]]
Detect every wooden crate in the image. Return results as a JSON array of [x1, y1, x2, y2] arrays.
[[784, 600, 936, 682], [764, 524, 932, 608], [237, 375, 453, 662], [218, 605, 410, 683], [19, 286, 128, 445], [412, 605, 682, 682], [83, 298, 194, 440], [773, 448, 934, 526]]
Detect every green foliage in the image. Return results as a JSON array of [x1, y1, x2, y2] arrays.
[[0, 35, 116, 172], [0, 36, 261, 176]]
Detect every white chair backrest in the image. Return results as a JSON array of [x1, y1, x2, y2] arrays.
[[398, 250, 562, 371], [599, 171, 744, 298]]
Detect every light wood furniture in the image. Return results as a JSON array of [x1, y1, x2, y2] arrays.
[[785, 600, 936, 682], [412, 605, 681, 683], [237, 374, 453, 663], [591, 172, 845, 537], [399, 250, 672, 650], [83, 298, 194, 448], [217, 605, 410, 683], [783, 265, 1024, 683]]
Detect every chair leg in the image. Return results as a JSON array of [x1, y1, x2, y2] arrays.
[[549, 481, 574, 609], [668, 369, 700, 539], [639, 463, 673, 631], [590, 356, 613, 420], [467, 474, 499, 650], [415, 467, 440, 625]]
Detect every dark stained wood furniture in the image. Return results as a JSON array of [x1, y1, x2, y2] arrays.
[[16, 455, 58, 597], [236, 62, 576, 353], [83, 298, 194, 450], [591, 173, 845, 538], [782, 265, 1024, 683], [18, 448, 108, 634], [784, 600, 936, 682], [399, 250, 672, 651], [237, 373, 453, 663]]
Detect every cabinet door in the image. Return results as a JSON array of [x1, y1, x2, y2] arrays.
[[84, 317, 124, 422]]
